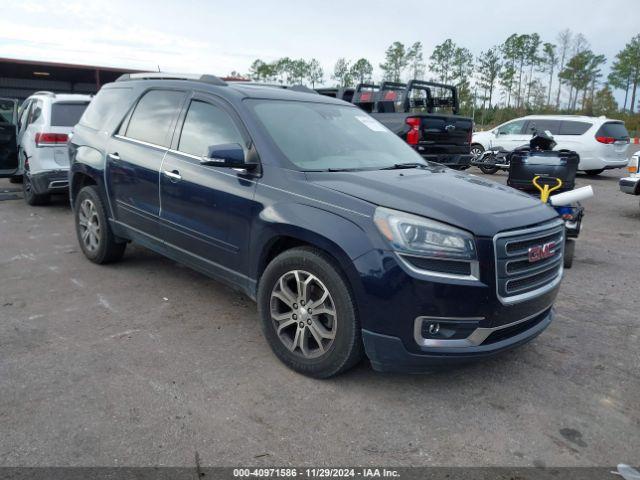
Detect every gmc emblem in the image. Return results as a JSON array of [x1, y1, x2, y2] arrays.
[[528, 241, 556, 263]]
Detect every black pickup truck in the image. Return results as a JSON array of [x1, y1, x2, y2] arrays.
[[325, 80, 474, 169]]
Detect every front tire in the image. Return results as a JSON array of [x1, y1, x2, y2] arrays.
[[470, 144, 484, 159], [564, 239, 575, 269], [23, 174, 50, 206], [74, 185, 126, 264], [257, 247, 363, 378], [584, 169, 604, 176]]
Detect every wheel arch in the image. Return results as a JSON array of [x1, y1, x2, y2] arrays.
[[250, 204, 377, 300], [69, 161, 107, 211]]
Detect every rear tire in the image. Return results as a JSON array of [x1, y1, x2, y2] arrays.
[[23, 174, 50, 206], [584, 169, 604, 176], [74, 185, 126, 264], [479, 165, 500, 175], [257, 247, 363, 378], [564, 239, 575, 269]]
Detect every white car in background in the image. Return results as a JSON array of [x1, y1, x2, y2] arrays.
[[471, 115, 630, 175], [16, 91, 91, 205], [619, 150, 639, 206]]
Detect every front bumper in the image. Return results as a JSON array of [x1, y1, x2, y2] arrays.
[[29, 170, 69, 194], [619, 177, 640, 195], [603, 161, 629, 170], [363, 308, 553, 373], [350, 226, 561, 373]]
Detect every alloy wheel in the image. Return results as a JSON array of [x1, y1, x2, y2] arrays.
[[270, 270, 337, 359], [78, 198, 101, 252], [470, 146, 483, 159]]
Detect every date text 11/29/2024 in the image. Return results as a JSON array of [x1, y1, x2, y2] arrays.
[[232, 468, 400, 478]]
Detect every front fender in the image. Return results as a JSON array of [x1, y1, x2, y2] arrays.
[[249, 202, 379, 296]]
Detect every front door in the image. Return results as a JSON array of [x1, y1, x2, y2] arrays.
[[494, 119, 528, 150], [106, 89, 186, 237], [159, 94, 257, 278], [0, 98, 18, 177]]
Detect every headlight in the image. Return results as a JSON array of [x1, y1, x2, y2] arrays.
[[374, 207, 477, 260]]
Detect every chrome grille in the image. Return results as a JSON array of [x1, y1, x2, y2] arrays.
[[494, 220, 564, 304]]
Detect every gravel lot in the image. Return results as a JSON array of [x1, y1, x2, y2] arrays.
[[0, 164, 639, 467]]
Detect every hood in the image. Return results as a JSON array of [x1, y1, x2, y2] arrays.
[[306, 165, 558, 237]]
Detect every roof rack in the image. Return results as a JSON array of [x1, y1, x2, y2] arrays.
[[235, 82, 318, 94], [115, 72, 227, 86]]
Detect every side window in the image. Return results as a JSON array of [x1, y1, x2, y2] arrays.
[[177, 100, 245, 157], [28, 101, 43, 125], [124, 90, 185, 147], [497, 120, 525, 135], [559, 121, 592, 136], [80, 87, 133, 131], [526, 120, 561, 135]]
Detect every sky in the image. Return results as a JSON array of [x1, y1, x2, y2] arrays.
[[0, 0, 637, 94]]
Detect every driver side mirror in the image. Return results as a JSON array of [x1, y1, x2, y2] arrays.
[[200, 143, 252, 169]]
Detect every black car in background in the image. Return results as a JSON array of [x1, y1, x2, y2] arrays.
[[319, 79, 474, 169]]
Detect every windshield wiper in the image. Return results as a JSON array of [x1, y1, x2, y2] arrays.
[[379, 162, 426, 170], [326, 167, 367, 172]]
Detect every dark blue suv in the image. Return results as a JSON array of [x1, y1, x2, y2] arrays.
[[69, 73, 564, 378]]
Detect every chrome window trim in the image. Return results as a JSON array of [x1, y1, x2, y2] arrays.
[[493, 219, 564, 305], [414, 305, 551, 348], [113, 134, 169, 152], [397, 253, 480, 282]]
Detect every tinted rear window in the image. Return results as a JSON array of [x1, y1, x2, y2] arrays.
[[527, 120, 561, 135], [596, 122, 629, 139], [559, 121, 592, 135], [80, 88, 133, 131], [51, 102, 89, 127], [125, 90, 185, 147]]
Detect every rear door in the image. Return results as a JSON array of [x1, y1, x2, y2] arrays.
[[0, 98, 19, 177], [107, 88, 186, 237]]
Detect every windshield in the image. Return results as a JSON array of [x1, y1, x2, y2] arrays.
[[248, 100, 426, 171]]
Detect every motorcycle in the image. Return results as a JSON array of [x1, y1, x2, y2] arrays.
[[471, 147, 511, 175]]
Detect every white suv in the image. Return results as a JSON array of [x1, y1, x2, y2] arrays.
[[15, 91, 91, 205], [472, 115, 630, 175]]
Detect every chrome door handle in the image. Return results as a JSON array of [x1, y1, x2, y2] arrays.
[[108, 153, 120, 160], [163, 170, 181, 181]]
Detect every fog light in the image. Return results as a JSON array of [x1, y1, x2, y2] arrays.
[[421, 320, 480, 340]]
